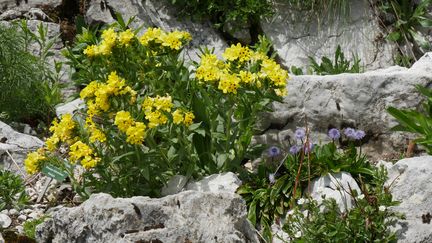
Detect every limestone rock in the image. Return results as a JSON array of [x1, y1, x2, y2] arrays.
[[308, 172, 361, 212], [261, 0, 396, 70], [186, 172, 242, 194], [0, 214, 12, 228], [55, 99, 85, 117], [0, 0, 62, 13], [255, 52, 432, 162], [386, 156, 432, 243], [0, 120, 43, 174], [36, 192, 259, 243], [85, 0, 227, 62], [161, 172, 242, 196]]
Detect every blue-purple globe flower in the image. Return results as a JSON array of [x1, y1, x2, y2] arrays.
[[268, 146, 281, 157], [289, 145, 301, 154], [354, 130, 366, 140], [295, 128, 306, 140], [344, 127, 356, 139], [328, 128, 340, 140]]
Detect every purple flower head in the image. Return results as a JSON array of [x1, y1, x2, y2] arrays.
[[328, 128, 340, 140], [344, 127, 356, 139], [289, 145, 301, 155], [304, 142, 315, 154], [354, 130, 366, 140], [268, 146, 281, 157], [269, 173, 276, 184], [295, 128, 306, 140]]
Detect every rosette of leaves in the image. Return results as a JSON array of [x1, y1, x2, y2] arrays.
[[0, 170, 28, 211], [308, 45, 361, 75]]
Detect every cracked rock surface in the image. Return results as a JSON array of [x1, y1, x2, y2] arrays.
[[261, 0, 396, 70], [36, 191, 259, 243]]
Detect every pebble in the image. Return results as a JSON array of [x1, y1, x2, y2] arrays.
[[0, 213, 12, 228], [22, 209, 33, 214], [0, 209, 8, 215], [8, 208, 18, 216], [17, 215, 27, 221], [15, 225, 24, 234], [73, 194, 84, 203], [28, 212, 41, 219]]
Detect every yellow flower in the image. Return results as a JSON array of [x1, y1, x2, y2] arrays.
[[195, 54, 224, 82], [218, 72, 240, 94], [126, 122, 146, 144], [260, 59, 289, 88], [145, 110, 168, 128], [238, 71, 256, 84], [160, 30, 191, 50], [139, 27, 163, 45], [114, 111, 134, 132], [106, 71, 126, 95], [80, 81, 99, 99], [89, 124, 106, 143], [118, 29, 134, 46], [153, 95, 173, 112], [83, 45, 98, 57], [24, 151, 46, 174], [223, 43, 252, 63], [184, 112, 195, 126], [69, 141, 99, 169], [101, 28, 117, 46], [49, 114, 76, 145], [172, 109, 184, 124]]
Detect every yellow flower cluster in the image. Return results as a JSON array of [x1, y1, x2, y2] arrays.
[[69, 141, 100, 169], [142, 95, 173, 128], [45, 114, 76, 151], [260, 58, 288, 96], [172, 109, 195, 126], [24, 149, 45, 174], [195, 43, 288, 96], [85, 117, 106, 143], [222, 43, 252, 63], [80, 72, 137, 114], [114, 111, 147, 145], [139, 27, 192, 50], [84, 28, 118, 56]]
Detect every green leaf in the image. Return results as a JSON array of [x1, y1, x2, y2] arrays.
[[386, 31, 401, 42]]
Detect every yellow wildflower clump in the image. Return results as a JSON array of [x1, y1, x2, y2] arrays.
[[223, 43, 252, 63], [85, 117, 106, 143], [69, 141, 100, 169], [139, 28, 191, 50], [172, 109, 195, 126], [45, 114, 76, 151], [24, 149, 46, 174], [142, 95, 173, 128], [80, 72, 137, 114], [118, 29, 135, 46], [195, 54, 225, 82], [218, 72, 241, 94], [114, 111, 147, 144]]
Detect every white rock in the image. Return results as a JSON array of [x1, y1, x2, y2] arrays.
[[22, 209, 33, 214], [161, 175, 189, 196], [386, 156, 432, 242], [8, 208, 18, 216], [261, 0, 396, 70], [28, 212, 41, 219], [308, 172, 361, 212], [15, 225, 24, 234], [0, 210, 8, 215], [186, 172, 242, 194], [17, 215, 27, 221], [0, 0, 62, 13], [36, 192, 259, 242], [255, 53, 432, 161], [0, 213, 12, 228], [55, 98, 84, 117]]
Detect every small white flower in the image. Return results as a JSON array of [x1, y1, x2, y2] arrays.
[[379, 205, 387, 212], [297, 198, 306, 205], [356, 194, 365, 200], [294, 231, 302, 238], [268, 173, 275, 184]]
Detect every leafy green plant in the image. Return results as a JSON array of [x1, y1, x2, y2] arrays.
[[0, 21, 62, 125], [388, 85, 432, 154], [308, 45, 361, 75], [0, 170, 28, 211], [169, 0, 273, 31], [25, 17, 288, 198], [283, 166, 403, 242], [237, 127, 373, 241], [378, 0, 432, 67], [23, 216, 47, 240]]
